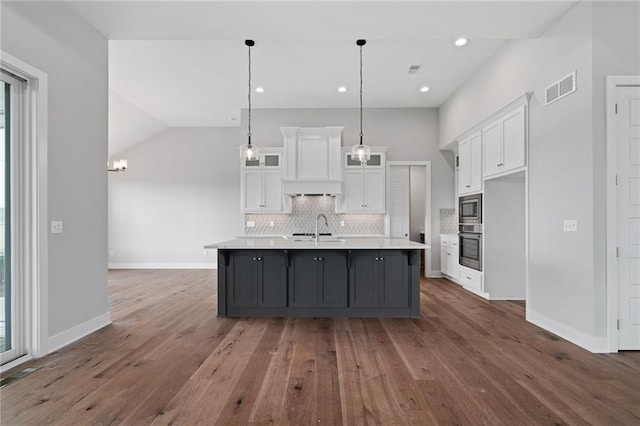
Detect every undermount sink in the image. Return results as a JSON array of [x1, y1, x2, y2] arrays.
[[290, 238, 346, 243]]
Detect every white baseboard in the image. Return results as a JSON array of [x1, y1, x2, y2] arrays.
[[108, 262, 217, 269], [463, 285, 491, 299], [47, 312, 112, 354], [527, 308, 609, 353]]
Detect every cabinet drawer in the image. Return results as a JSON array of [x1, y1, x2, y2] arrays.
[[459, 266, 482, 292]]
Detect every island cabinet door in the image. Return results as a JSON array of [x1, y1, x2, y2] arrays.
[[288, 251, 318, 307], [228, 251, 258, 307], [318, 251, 348, 307], [258, 251, 288, 307], [379, 251, 409, 308], [349, 250, 379, 308]]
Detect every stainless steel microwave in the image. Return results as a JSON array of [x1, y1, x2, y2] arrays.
[[459, 194, 482, 224]]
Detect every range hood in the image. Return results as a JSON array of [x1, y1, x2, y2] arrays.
[[281, 126, 344, 195]]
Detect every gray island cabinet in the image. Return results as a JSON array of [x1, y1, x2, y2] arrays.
[[207, 238, 427, 318]]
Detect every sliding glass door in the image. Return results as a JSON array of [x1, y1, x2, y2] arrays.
[[1, 71, 24, 365]]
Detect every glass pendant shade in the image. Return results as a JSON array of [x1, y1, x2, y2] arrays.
[[239, 142, 259, 161], [351, 143, 371, 164]]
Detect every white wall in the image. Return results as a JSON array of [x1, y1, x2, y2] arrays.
[[242, 107, 452, 273], [439, 1, 640, 351], [108, 127, 244, 268], [1, 2, 109, 338]]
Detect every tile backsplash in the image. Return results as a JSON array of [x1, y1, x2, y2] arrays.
[[440, 208, 458, 234], [245, 196, 385, 235]]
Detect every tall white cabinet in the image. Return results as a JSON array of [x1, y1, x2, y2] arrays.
[[458, 131, 482, 195], [241, 149, 291, 213], [483, 105, 526, 178], [338, 149, 387, 213]]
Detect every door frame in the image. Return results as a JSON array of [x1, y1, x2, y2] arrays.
[[606, 75, 640, 352], [0, 52, 49, 371], [385, 161, 432, 277]]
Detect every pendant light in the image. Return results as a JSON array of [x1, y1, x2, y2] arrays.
[[239, 39, 260, 161], [351, 39, 371, 164]]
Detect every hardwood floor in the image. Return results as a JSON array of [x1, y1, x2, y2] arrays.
[[2, 269, 639, 425]]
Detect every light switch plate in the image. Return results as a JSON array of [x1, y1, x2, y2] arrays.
[[51, 221, 63, 234], [563, 219, 577, 232], [246, 221, 255, 228], [340, 220, 345, 227]]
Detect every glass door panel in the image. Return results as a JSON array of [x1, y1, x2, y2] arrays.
[[0, 81, 10, 356]]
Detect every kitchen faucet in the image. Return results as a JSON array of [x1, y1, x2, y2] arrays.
[[315, 214, 328, 242]]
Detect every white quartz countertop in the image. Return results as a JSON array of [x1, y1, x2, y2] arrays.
[[205, 237, 429, 250]]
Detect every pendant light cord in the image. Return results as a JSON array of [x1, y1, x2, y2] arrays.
[[359, 42, 363, 145], [247, 42, 252, 145]]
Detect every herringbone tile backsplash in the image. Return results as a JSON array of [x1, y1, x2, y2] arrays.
[[245, 196, 385, 235], [440, 208, 458, 234]]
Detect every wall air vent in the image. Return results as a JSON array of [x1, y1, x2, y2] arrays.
[[408, 65, 421, 74], [545, 71, 577, 105]]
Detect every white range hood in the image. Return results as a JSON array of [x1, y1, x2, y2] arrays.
[[281, 126, 344, 195]]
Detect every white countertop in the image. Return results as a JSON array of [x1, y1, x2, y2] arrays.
[[206, 237, 428, 250]]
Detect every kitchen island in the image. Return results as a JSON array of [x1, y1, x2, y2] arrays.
[[205, 237, 427, 318]]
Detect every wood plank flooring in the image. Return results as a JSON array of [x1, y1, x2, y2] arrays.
[[1, 269, 639, 425]]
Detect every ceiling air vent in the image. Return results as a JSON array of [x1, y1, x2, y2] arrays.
[[408, 65, 421, 74], [545, 71, 577, 105]]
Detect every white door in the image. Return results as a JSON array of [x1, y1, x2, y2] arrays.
[[343, 170, 364, 211], [363, 169, 385, 212], [242, 170, 263, 211], [618, 86, 640, 349], [388, 166, 410, 239], [262, 170, 282, 212], [483, 120, 502, 177], [502, 106, 526, 171], [458, 138, 471, 194]]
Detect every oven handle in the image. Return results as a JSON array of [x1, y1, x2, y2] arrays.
[[459, 232, 482, 240]]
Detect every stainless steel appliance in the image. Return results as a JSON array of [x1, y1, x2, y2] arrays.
[[459, 193, 482, 224], [459, 229, 482, 271]]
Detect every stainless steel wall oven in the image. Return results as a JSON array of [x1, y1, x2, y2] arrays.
[[459, 194, 482, 271], [459, 193, 482, 224], [459, 230, 482, 271]]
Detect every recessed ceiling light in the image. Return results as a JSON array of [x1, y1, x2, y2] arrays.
[[455, 38, 468, 47], [338, 86, 347, 93], [420, 86, 430, 93], [255, 87, 264, 93]]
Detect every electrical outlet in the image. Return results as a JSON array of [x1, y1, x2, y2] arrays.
[[340, 220, 345, 227], [269, 221, 274, 227], [563, 219, 577, 232], [246, 221, 255, 228], [51, 221, 63, 234]]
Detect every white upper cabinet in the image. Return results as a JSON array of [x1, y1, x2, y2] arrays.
[[458, 131, 482, 195], [281, 127, 343, 195], [338, 148, 386, 213], [241, 148, 290, 213], [483, 105, 526, 178]]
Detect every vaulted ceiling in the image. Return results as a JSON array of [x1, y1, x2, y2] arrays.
[[62, 1, 577, 154]]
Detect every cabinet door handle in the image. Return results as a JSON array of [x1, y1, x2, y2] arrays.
[[466, 185, 471, 188], [466, 276, 472, 280], [497, 163, 504, 167]]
